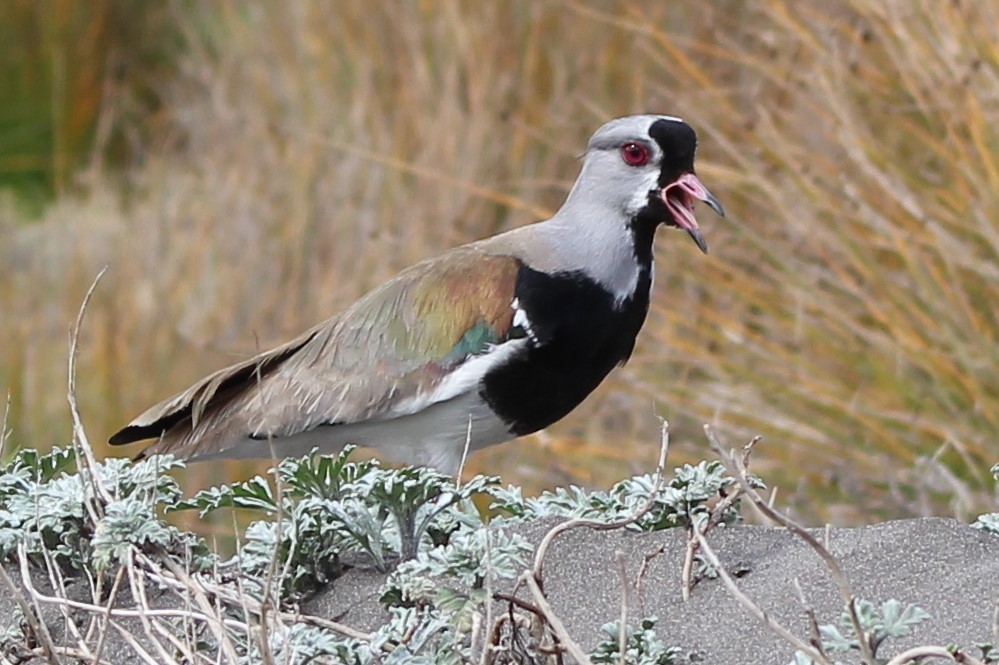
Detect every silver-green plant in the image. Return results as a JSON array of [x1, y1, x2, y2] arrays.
[[590, 616, 680, 665], [0, 446, 211, 573], [972, 463, 999, 535], [489, 460, 761, 532], [789, 599, 931, 665], [177, 446, 501, 599]]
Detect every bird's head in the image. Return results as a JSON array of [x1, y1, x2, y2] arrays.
[[572, 114, 724, 253]]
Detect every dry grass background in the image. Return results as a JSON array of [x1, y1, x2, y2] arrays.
[[2, 0, 998, 532]]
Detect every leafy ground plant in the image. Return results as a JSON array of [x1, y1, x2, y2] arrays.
[[1, 434, 721, 663], [4, 421, 994, 662], [0, 445, 210, 574], [972, 463, 999, 535], [789, 600, 931, 665], [590, 617, 680, 665], [489, 459, 757, 532], [176, 446, 502, 598], [789, 599, 997, 665]]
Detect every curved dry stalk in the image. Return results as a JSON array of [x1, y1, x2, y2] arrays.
[[125, 554, 186, 665], [485, 611, 532, 665], [67, 266, 111, 516], [90, 563, 127, 663], [633, 542, 665, 617], [680, 528, 697, 601], [883, 645, 986, 665], [510, 421, 671, 664], [792, 577, 826, 658], [680, 438, 755, 600]]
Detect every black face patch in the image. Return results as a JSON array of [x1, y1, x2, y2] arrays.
[[649, 118, 698, 186], [481, 265, 652, 436]]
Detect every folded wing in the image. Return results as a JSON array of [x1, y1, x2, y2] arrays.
[[109, 249, 523, 459]]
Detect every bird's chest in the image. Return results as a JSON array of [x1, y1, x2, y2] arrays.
[[481, 265, 652, 435]]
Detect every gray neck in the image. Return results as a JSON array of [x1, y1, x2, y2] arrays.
[[541, 186, 645, 305]]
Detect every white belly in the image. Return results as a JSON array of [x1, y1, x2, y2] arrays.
[[193, 391, 514, 475]]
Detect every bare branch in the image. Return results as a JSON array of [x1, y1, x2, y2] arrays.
[[680, 527, 696, 601], [153, 555, 243, 663], [457, 414, 473, 490], [124, 554, 183, 665], [792, 577, 825, 658]]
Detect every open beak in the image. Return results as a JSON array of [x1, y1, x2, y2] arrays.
[[661, 172, 725, 254]]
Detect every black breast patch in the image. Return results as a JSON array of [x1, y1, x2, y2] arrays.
[[481, 264, 652, 435]]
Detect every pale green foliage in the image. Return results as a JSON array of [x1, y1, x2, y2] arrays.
[[0, 447, 210, 572], [382, 528, 532, 610], [180, 447, 501, 599], [591, 616, 680, 665], [975, 513, 999, 534], [490, 461, 761, 532], [92, 497, 176, 569], [790, 599, 931, 664], [977, 644, 999, 663], [343, 466, 498, 562], [1, 446, 747, 662], [258, 607, 467, 665], [972, 463, 999, 535], [9, 445, 994, 664]]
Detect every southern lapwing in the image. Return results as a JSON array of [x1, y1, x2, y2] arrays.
[[109, 115, 724, 474]]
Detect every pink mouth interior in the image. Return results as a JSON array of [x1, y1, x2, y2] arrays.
[[662, 176, 701, 231]]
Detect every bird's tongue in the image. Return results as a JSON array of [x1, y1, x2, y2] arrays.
[[661, 172, 724, 254]]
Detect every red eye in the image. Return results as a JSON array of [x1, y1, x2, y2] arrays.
[[621, 142, 650, 166]]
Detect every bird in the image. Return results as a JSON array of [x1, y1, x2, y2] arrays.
[[109, 114, 724, 474]]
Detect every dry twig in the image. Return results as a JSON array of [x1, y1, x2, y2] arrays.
[[792, 577, 826, 658], [67, 267, 111, 516]]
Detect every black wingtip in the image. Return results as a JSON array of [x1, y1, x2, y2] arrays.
[[108, 425, 153, 446]]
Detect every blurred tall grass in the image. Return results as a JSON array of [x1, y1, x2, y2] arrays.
[[2, 0, 997, 527], [0, 1, 179, 212]]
